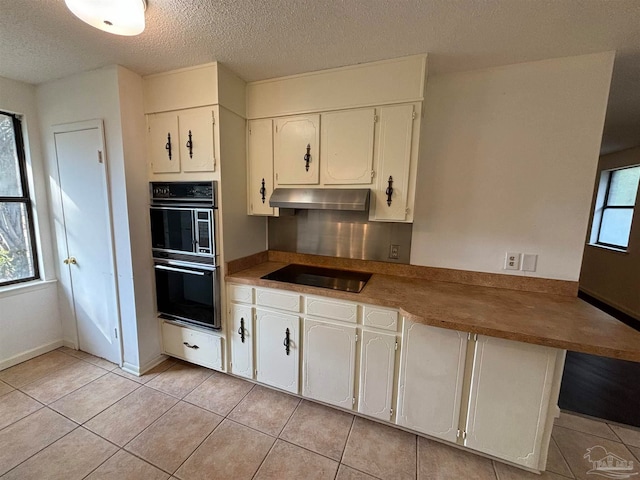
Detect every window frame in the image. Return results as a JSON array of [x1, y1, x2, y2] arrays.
[[593, 165, 639, 250], [0, 111, 40, 287]]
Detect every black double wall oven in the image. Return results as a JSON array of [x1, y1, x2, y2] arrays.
[[150, 181, 221, 330]]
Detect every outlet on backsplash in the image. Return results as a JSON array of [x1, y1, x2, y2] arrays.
[[389, 244, 400, 259], [504, 252, 521, 270]]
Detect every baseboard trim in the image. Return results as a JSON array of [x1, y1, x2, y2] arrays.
[[121, 354, 167, 377], [578, 288, 640, 332], [0, 339, 64, 371]]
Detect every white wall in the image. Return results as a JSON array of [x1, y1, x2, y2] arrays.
[[36, 66, 161, 372], [411, 52, 615, 281], [0, 76, 62, 369], [580, 147, 640, 318]]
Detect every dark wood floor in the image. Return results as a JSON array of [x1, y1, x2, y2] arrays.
[[558, 291, 640, 427]]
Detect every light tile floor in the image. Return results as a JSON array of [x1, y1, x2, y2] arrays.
[[0, 348, 639, 479]]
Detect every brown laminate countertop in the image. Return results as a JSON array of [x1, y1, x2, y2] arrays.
[[227, 261, 640, 363]]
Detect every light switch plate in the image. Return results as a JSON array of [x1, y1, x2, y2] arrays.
[[521, 254, 538, 272]]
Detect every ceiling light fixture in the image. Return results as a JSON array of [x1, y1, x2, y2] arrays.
[[64, 0, 147, 36]]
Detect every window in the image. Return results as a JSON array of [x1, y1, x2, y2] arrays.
[[591, 165, 640, 250], [0, 111, 39, 286]]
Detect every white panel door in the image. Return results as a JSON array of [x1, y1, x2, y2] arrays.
[[248, 119, 275, 215], [179, 107, 216, 172], [302, 318, 356, 409], [465, 336, 557, 468], [321, 108, 375, 184], [358, 329, 396, 421], [230, 303, 254, 379], [53, 121, 121, 364], [371, 104, 414, 221], [396, 320, 467, 443], [148, 112, 180, 173], [274, 114, 320, 185], [255, 308, 300, 393]]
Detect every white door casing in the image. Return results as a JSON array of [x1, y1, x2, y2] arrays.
[[52, 120, 122, 364]]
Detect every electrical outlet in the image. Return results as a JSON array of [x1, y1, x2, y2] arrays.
[[521, 254, 538, 272], [389, 244, 400, 259], [504, 252, 521, 270]]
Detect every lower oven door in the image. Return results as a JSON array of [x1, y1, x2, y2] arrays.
[[154, 261, 221, 329]]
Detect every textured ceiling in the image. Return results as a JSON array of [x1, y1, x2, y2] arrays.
[[1, 0, 639, 154]]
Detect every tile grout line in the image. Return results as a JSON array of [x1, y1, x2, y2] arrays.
[[492, 460, 500, 480], [171, 412, 230, 479], [0, 423, 81, 478], [553, 423, 625, 443], [338, 414, 357, 467], [79, 445, 122, 480], [550, 435, 576, 480]]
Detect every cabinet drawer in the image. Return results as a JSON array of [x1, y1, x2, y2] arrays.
[[161, 321, 223, 370], [229, 284, 253, 304], [363, 305, 398, 331], [256, 288, 300, 312], [305, 296, 358, 323]]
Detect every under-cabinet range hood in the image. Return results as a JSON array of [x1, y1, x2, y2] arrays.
[[269, 188, 370, 211]]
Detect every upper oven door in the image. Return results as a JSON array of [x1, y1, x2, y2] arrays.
[[150, 207, 197, 255]]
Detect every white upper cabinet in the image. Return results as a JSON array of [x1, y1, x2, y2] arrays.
[[148, 112, 180, 173], [464, 336, 558, 469], [255, 308, 300, 394], [302, 318, 357, 409], [274, 114, 320, 185], [358, 329, 396, 421], [148, 107, 217, 175], [321, 108, 375, 185], [396, 320, 468, 443], [178, 107, 216, 173], [370, 104, 416, 222], [248, 119, 275, 215]]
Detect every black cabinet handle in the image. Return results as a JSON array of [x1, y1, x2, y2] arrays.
[[260, 178, 266, 204], [183, 342, 199, 350], [303, 144, 311, 172], [283, 328, 290, 355], [238, 318, 246, 343], [186, 130, 193, 158], [165, 133, 172, 160], [385, 176, 394, 206]]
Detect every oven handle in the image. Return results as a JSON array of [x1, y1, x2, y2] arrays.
[[154, 265, 207, 276]]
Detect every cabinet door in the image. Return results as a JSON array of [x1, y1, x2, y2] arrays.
[[230, 303, 254, 379], [179, 107, 216, 172], [396, 320, 467, 443], [255, 308, 300, 393], [465, 336, 557, 469], [148, 113, 180, 173], [248, 119, 275, 215], [370, 104, 414, 221], [358, 329, 396, 421], [302, 318, 356, 409], [274, 114, 320, 185], [321, 109, 375, 185]]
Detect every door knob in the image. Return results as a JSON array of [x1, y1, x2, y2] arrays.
[[64, 257, 77, 265]]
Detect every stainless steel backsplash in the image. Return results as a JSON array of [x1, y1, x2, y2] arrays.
[[268, 210, 412, 263]]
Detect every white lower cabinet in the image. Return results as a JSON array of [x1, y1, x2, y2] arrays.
[[302, 318, 356, 409], [255, 308, 300, 393], [161, 321, 223, 371], [225, 283, 562, 472], [464, 335, 557, 469], [358, 329, 396, 421], [396, 320, 468, 443], [229, 303, 253, 379]]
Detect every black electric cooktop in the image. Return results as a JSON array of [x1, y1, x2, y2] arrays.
[[261, 264, 372, 293]]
